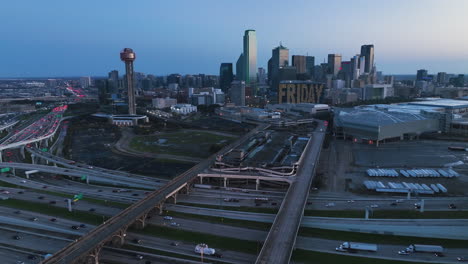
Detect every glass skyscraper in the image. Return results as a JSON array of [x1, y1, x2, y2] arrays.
[[243, 30, 257, 89]]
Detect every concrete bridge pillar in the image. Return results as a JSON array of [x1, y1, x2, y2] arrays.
[[44, 139, 49, 148], [20, 146, 25, 159], [0, 150, 2, 163], [110, 230, 126, 247], [154, 202, 165, 215], [133, 214, 147, 230], [224, 177, 227, 188], [83, 246, 101, 264], [53, 162, 57, 167], [31, 154, 36, 165], [199, 176, 203, 184], [12, 168, 15, 176], [169, 193, 177, 204], [256, 178, 260, 191]]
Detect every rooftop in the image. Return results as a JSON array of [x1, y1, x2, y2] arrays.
[[408, 99, 468, 109]]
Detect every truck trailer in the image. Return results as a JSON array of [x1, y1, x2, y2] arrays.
[[406, 244, 443, 253], [336, 242, 377, 252]]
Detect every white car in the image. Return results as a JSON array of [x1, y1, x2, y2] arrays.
[[325, 203, 335, 207], [398, 250, 409, 255], [347, 200, 355, 203], [170, 222, 180, 227], [370, 204, 379, 208], [163, 216, 173, 220], [20, 180, 26, 183]]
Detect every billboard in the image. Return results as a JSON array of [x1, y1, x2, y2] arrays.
[[278, 82, 323, 104]]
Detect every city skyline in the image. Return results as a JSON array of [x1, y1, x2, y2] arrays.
[[1, 0, 468, 77]]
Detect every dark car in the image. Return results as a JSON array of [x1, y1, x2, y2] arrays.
[[214, 252, 223, 258], [17, 191, 24, 194], [28, 255, 37, 260], [38, 196, 45, 200], [79, 224, 86, 228], [390, 202, 397, 206], [13, 235, 21, 240], [50, 218, 57, 222], [449, 204, 457, 209], [133, 239, 142, 244], [435, 252, 445, 257], [89, 208, 96, 212], [49, 200, 56, 204], [132, 193, 139, 196], [71, 225, 80, 230], [14, 210, 21, 214]]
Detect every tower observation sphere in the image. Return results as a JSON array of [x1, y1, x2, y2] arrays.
[[120, 48, 136, 115]]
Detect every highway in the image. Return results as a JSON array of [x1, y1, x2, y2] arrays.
[[0, 106, 67, 152], [0, 162, 160, 189], [41, 124, 268, 264], [255, 121, 326, 264], [26, 146, 169, 184]]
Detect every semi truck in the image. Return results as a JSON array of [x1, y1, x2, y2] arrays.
[[194, 243, 216, 255], [336, 242, 377, 252], [406, 244, 444, 253]]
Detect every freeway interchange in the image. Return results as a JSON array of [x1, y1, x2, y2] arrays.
[[0, 111, 467, 264]]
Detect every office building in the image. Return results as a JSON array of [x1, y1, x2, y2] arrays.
[[269, 44, 289, 91], [236, 53, 245, 81], [327, 54, 342, 76], [219, 63, 233, 93], [292, 55, 307, 74], [243, 30, 257, 87], [152, 97, 177, 109], [416, 69, 428, 81], [437, 72, 447, 84], [306, 56, 315, 77], [229, 80, 246, 106], [350, 55, 360, 81], [257, 67, 267, 85], [360, 44, 374, 73], [79, 76, 92, 88]]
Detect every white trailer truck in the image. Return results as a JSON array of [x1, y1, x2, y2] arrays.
[[406, 244, 443, 253], [336, 242, 377, 252]]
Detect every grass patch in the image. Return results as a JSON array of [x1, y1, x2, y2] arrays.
[[291, 249, 429, 264], [133, 224, 263, 255], [129, 130, 236, 158], [165, 210, 271, 230], [304, 209, 468, 219], [299, 227, 468, 248], [177, 202, 278, 214], [0, 198, 109, 225]]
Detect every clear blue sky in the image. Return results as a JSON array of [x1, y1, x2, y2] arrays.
[[1, 0, 467, 77]]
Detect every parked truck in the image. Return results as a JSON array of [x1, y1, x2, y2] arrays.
[[406, 244, 443, 253], [336, 242, 377, 252]]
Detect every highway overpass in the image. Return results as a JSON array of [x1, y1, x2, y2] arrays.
[[255, 121, 326, 264], [40, 124, 268, 264]]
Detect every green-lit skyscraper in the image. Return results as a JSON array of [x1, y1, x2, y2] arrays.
[[243, 30, 257, 91]]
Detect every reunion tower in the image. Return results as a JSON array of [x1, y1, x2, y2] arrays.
[[120, 48, 136, 115]]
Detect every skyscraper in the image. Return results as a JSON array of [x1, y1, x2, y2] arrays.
[[292, 55, 307, 74], [416, 69, 428, 81], [243, 30, 257, 89], [360, 45, 374, 73], [269, 44, 289, 91], [120, 48, 136, 115], [219, 63, 233, 93], [350, 55, 360, 80], [327, 54, 342, 76], [437, 72, 447, 84], [236, 53, 245, 81], [305, 56, 315, 77], [257, 67, 267, 85]]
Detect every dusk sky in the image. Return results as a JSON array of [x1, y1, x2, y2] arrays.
[[1, 0, 467, 77]]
